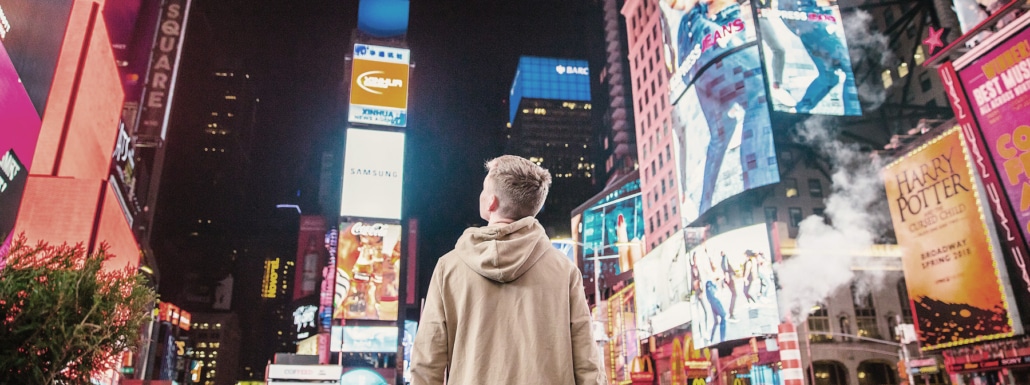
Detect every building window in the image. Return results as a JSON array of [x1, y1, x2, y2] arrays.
[[897, 279, 913, 324], [852, 283, 881, 339], [839, 316, 852, 342], [785, 178, 798, 197], [914, 45, 927, 66], [882, 69, 893, 89], [808, 305, 832, 343], [808, 179, 823, 197], [898, 62, 909, 78], [887, 314, 900, 341], [789, 207, 803, 228], [921, 72, 932, 92], [764, 207, 777, 224]]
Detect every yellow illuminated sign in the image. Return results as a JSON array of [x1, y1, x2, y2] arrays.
[[262, 258, 280, 299]]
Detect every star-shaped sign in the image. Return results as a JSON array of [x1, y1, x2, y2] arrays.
[[924, 27, 945, 56]]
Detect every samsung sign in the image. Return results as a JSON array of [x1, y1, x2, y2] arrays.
[[340, 128, 405, 220]]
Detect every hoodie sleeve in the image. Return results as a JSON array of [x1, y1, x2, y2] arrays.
[[570, 269, 609, 385], [411, 263, 450, 385]]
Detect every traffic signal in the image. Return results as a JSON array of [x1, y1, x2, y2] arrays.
[[897, 360, 909, 382]]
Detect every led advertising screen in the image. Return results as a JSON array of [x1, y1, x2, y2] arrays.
[[756, 0, 860, 115], [958, 25, 1030, 267], [883, 127, 1023, 350], [509, 56, 591, 123], [340, 368, 390, 385], [340, 128, 405, 220], [349, 44, 409, 127], [294, 216, 327, 301], [634, 231, 692, 338], [688, 224, 779, 348], [576, 177, 645, 284], [334, 221, 402, 321], [660, 0, 779, 224], [340, 326, 399, 353], [0, 0, 74, 115], [0, 39, 41, 249], [292, 304, 318, 342]]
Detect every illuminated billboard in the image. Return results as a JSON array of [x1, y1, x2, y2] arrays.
[[0, 39, 42, 248], [688, 224, 779, 348], [573, 176, 645, 285], [262, 258, 281, 299], [340, 326, 399, 353], [349, 44, 409, 127], [334, 221, 402, 321], [340, 128, 405, 220], [402, 320, 417, 384], [755, 0, 861, 115], [0, 0, 74, 115], [883, 127, 1023, 350], [509, 56, 591, 123], [958, 25, 1030, 268], [660, 0, 779, 224], [634, 232, 692, 338], [294, 215, 327, 301]]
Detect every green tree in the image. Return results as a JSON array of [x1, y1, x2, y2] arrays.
[[0, 235, 158, 384]]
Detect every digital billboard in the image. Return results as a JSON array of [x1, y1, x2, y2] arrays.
[[634, 232, 692, 338], [292, 304, 318, 341], [294, 215, 327, 301], [340, 368, 389, 385], [0, 39, 41, 249], [340, 326, 399, 353], [340, 128, 405, 220], [660, 0, 779, 223], [756, 0, 861, 115], [958, 25, 1030, 268], [0, 0, 74, 116], [688, 224, 779, 348], [334, 221, 402, 321], [509, 56, 591, 123], [883, 127, 1023, 350], [109, 120, 142, 224], [349, 44, 409, 127], [575, 177, 644, 284]]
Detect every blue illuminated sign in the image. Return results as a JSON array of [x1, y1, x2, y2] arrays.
[[509, 56, 591, 123], [357, 0, 409, 37]]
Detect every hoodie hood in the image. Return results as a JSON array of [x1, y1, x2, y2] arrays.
[[454, 217, 552, 283]]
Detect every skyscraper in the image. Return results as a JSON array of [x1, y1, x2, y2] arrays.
[[598, 0, 638, 185], [506, 56, 599, 237]]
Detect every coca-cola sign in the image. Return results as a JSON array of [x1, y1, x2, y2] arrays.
[[351, 222, 389, 237]]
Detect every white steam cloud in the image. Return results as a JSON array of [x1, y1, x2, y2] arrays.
[[843, 10, 894, 110], [775, 116, 892, 323]]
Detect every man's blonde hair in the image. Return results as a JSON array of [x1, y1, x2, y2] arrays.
[[485, 155, 552, 219]]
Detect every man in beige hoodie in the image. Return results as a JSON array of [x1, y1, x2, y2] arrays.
[[411, 155, 608, 385]]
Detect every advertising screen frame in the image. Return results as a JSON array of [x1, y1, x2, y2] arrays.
[[349, 44, 410, 127], [883, 126, 1023, 350], [574, 176, 645, 281], [333, 221, 402, 321], [659, 0, 779, 224], [339, 128, 405, 221], [754, 0, 861, 115], [634, 232, 694, 339], [687, 224, 779, 348]]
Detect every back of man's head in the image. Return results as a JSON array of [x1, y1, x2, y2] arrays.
[[485, 155, 552, 219]]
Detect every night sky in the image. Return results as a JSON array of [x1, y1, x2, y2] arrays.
[[157, 0, 605, 300]]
